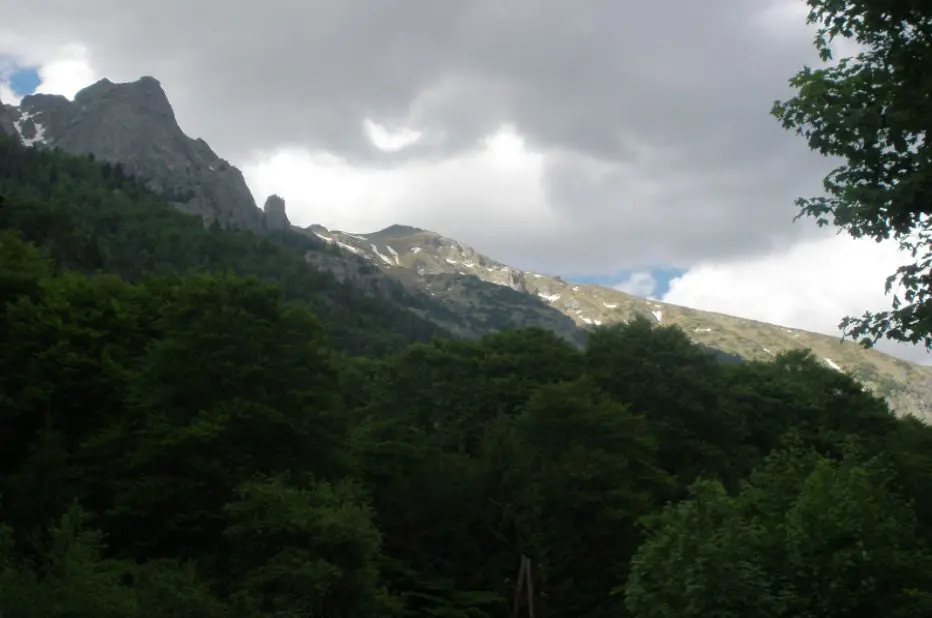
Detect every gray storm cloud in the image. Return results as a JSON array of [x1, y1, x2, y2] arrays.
[[3, 0, 832, 274]]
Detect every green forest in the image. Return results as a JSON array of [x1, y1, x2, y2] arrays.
[[3, 132, 932, 618]]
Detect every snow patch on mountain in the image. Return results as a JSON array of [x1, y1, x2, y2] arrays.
[[13, 111, 47, 147], [370, 244, 395, 266]]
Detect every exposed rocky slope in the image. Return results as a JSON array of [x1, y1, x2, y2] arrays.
[[312, 223, 932, 421], [296, 225, 583, 343], [4, 77, 270, 230], [263, 194, 291, 231]]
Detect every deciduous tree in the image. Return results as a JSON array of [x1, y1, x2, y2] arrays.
[[773, 0, 932, 347]]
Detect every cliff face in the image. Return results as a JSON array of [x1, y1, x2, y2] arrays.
[[263, 194, 291, 231], [11, 76, 267, 231]]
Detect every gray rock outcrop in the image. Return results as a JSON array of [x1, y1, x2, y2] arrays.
[[263, 194, 290, 231], [16, 76, 266, 231]]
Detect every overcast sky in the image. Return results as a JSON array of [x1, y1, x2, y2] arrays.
[[2, 0, 928, 363]]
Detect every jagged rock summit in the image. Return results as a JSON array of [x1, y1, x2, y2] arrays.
[[263, 194, 290, 231], [5, 76, 276, 231], [311, 223, 529, 292]]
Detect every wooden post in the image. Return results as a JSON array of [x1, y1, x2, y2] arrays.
[[525, 556, 535, 618], [512, 555, 527, 618], [512, 555, 536, 618]]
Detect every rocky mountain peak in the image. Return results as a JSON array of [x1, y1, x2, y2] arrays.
[[11, 76, 266, 231], [309, 224, 528, 291], [73, 76, 176, 121], [263, 194, 290, 231], [372, 224, 425, 238]]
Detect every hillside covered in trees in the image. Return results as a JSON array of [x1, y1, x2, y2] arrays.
[[3, 137, 932, 617]]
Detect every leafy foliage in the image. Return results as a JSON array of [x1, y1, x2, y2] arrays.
[[772, 0, 932, 348], [626, 443, 932, 618]]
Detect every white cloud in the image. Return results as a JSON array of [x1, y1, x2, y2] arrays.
[[33, 44, 96, 99], [363, 119, 421, 152], [0, 42, 96, 102], [241, 124, 564, 263], [613, 271, 658, 298], [662, 233, 932, 364], [0, 55, 23, 104], [0, 81, 20, 105]]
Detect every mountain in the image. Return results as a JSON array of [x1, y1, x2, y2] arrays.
[[4, 75, 931, 420], [300, 223, 583, 343], [0, 78, 584, 345], [3, 77, 266, 230], [0, 132, 467, 357], [311, 223, 932, 420]]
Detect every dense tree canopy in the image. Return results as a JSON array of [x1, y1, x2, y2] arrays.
[[2, 129, 932, 616], [773, 0, 932, 348], [627, 442, 932, 618]]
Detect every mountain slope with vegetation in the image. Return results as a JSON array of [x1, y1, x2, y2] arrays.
[[0, 133, 513, 356], [7, 74, 928, 421], [312, 223, 932, 420], [0, 77, 583, 344]]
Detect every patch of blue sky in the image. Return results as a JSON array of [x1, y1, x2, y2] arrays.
[[569, 267, 686, 298], [9, 67, 40, 95]]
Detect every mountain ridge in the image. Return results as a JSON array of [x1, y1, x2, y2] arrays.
[[3, 76, 268, 231], [4, 76, 931, 420], [0, 78, 577, 342], [311, 222, 932, 420]]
